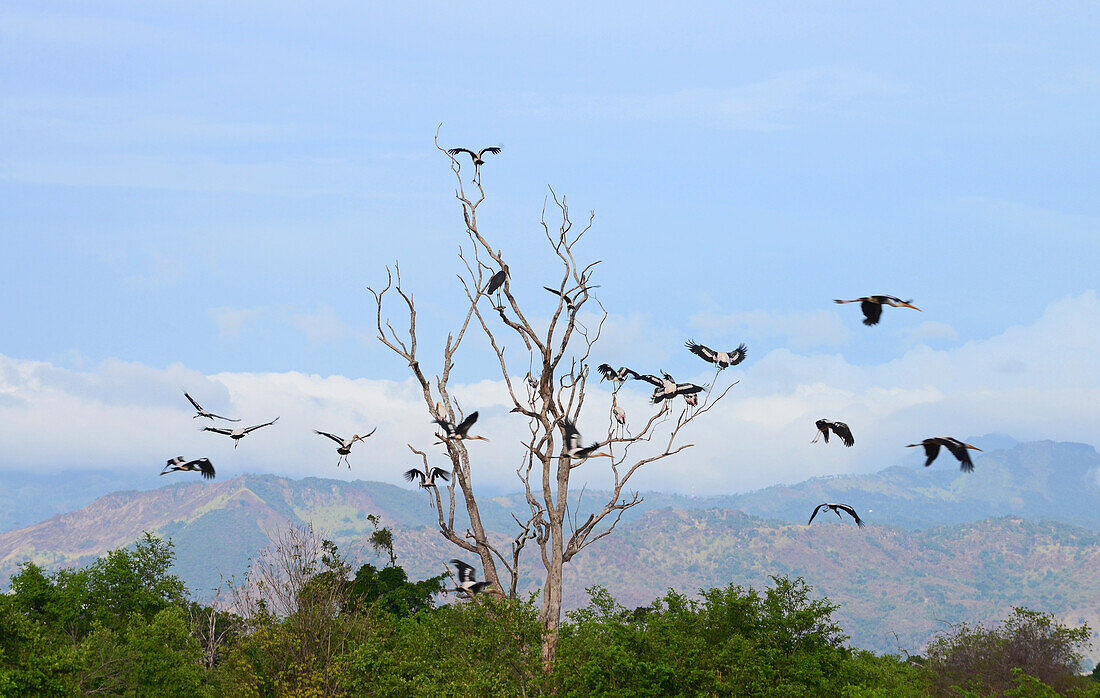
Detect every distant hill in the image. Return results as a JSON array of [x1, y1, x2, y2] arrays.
[[3, 439, 1100, 662]]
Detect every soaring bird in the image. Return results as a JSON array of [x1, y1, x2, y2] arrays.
[[685, 341, 748, 369], [485, 269, 507, 296], [543, 285, 599, 313], [834, 296, 921, 326], [446, 146, 501, 167], [561, 418, 610, 463], [596, 364, 641, 389], [434, 411, 487, 443], [807, 502, 865, 528], [314, 428, 377, 468], [160, 456, 216, 480], [404, 465, 450, 489], [202, 417, 279, 447], [812, 420, 855, 448], [183, 391, 239, 422], [635, 372, 705, 405], [449, 559, 492, 596], [907, 437, 982, 472]]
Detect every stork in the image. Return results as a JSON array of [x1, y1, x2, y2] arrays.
[[834, 296, 921, 326], [183, 391, 239, 422], [807, 502, 865, 528], [907, 437, 981, 472], [596, 364, 641, 391], [543, 285, 599, 314], [448, 559, 492, 597], [611, 396, 627, 435], [314, 428, 376, 468], [685, 341, 748, 369], [812, 420, 855, 447], [160, 456, 215, 480], [434, 411, 488, 444], [561, 418, 610, 463], [202, 417, 279, 447], [446, 146, 501, 168], [404, 465, 450, 490], [635, 371, 705, 405]]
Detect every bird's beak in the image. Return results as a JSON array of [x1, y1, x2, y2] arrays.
[[901, 303, 922, 311], [967, 444, 982, 451]]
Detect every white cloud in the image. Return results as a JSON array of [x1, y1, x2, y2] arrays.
[[691, 308, 850, 350], [2, 292, 1100, 493]]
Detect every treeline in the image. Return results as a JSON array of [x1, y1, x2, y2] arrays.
[[2, 528, 1097, 697]]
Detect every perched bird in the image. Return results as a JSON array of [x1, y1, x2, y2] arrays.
[[485, 269, 507, 296], [314, 428, 377, 468], [596, 364, 641, 389], [202, 417, 279, 448], [543, 285, 599, 313], [907, 437, 982, 472], [812, 420, 855, 448], [834, 296, 921, 326], [183, 391, 240, 422], [611, 398, 627, 432], [561, 418, 610, 463], [404, 465, 450, 489], [434, 411, 487, 443], [447, 146, 501, 167], [636, 372, 705, 405], [449, 559, 492, 596], [807, 502, 865, 528], [160, 456, 215, 480], [685, 341, 748, 369]]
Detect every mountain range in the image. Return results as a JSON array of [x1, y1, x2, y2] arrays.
[[2, 438, 1099, 662]]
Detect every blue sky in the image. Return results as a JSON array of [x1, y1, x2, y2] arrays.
[[2, 3, 1099, 491]]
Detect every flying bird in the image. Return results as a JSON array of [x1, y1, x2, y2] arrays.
[[596, 364, 641, 389], [807, 502, 865, 528], [635, 372, 705, 405], [446, 146, 501, 167], [561, 418, 610, 463], [812, 420, 855, 448], [404, 465, 450, 490], [834, 296, 921, 326], [314, 428, 377, 468], [434, 411, 487, 444], [543, 285, 599, 313], [183, 391, 239, 422], [448, 559, 492, 596], [202, 417, 279, 447], [160, 456, 215, 480], [485, 269, 507, 296], [685, 341, 748, 369], [907, 437, 982, 472]]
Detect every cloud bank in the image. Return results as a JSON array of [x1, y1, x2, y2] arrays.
[[2, 292, 1098, 494]]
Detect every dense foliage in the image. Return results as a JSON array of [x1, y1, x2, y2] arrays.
[[2, 531, 1097, 696]]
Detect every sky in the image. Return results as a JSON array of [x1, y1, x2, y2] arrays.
[[1, 2, 1099, 494]]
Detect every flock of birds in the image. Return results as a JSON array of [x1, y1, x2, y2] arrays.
[[155, 146, 985, 596]]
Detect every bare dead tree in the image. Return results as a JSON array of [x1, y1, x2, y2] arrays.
[[370, 130, 736, 669]]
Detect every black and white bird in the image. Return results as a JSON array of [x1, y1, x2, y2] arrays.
[[448, 559, 492, 596], [543, 285, 598, 313], [160, 456, 216, 480], [434, 411, 487, 444], [812, 420, 855, 448], [446, 146, 501, 167], [404, 465, 450, 489], [807, 502, 865, 528], [636, 372, 705, 405], [202, 417, 279, 447], [596, 364, 641, 389], [906, 437, 982, 472], [685, 341, 748, 369], [314, 428, 377, 468], [183, 391, 239, 422], [611, 397, 627, 432], [834, 296, 921, 326], [561, 418, 610, 463]]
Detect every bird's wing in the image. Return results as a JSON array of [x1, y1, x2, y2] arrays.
[[202, 426, 233, 436], [450, 559, 475, 582], [634, 373, 663, 387], [942, 439, 975, 472], [191, 458, 215, 480], [831, 422, 855, 447], [447, 147, 475, 158], [922, 441, 941, 466], [596, 364, 616, 380], [561, 419, 581, 451], [356, 428, 378, 441], [430, 468, 451, 481], [456, 411, 479, 434], [860, 300, 883, 326], [486, 271, 506, 294], [675, 383, 705, 395], [725, 344, 748, 366], [403, 468, 424, 483], [807, 504, 827, 525], [242, 417, 279, 434], [479, 147, 502, 156], [207, 412, 241, 422], [314, 430, 344, 445], [184, 392, 203, 411], [836, 504, 865, 527], [685, 340, 716, 362]]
